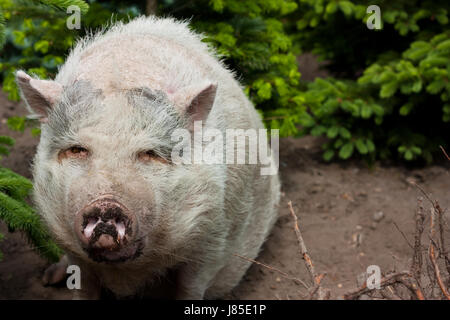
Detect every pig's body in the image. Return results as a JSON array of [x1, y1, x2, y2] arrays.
[[18, 17, 280, 299]]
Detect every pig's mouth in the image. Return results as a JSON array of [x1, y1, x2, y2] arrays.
[[75, 197, 143, 263], [84, 238, 144, 263]]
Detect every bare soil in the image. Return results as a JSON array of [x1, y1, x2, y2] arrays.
[[0, 92, 449, 300]]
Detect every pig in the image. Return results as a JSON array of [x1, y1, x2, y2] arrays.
[[15, 16, 280, 299]]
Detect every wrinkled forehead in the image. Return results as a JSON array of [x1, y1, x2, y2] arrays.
[[47, 80, 184, 140]]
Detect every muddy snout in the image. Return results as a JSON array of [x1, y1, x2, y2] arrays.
[[75, 198, 136, 252]]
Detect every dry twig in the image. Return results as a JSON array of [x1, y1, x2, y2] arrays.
[[288, 201, 328, 299], [411, 197, 425, 286], [428, 208, 450, 299]]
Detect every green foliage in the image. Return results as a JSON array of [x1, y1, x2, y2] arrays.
[[0, 8, 5, 48], [0, 0, 136, 100], [289, 0, 449, 163], [7, 116, 41, 136], [0, 137, 61, 262], [7, 116, 26, 132], [0, 135, 14, 159], [0, 166, 62, 262], [34, 0, 89, 14], [300, 78, 380, 162]]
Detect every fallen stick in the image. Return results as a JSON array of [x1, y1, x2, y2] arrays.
[[288, 201, 328, 300], [435, 201, 450, 278], [429, 243, 450, 299], [439, 145, 450, 161], [428, 209, 450, 300], [411, 197, 425, 286]]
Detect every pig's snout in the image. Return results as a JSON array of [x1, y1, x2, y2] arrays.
[[75, 198, 137, 254]]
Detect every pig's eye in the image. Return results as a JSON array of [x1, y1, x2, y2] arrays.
[[137, 150, 168, 164], [58, 146, 89, 161]]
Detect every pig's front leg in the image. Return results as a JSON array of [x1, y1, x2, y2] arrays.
[[42, 254, 70, 286], [43, 254, 101, 299], [175, 263, 211, 299], [175, 249, 227, 299]]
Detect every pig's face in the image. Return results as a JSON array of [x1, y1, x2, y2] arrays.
[[16, 72, 219, 267]]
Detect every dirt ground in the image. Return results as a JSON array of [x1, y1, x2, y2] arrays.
[[0, 92, 449, 300]]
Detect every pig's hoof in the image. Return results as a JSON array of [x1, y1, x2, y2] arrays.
[[42, 255, 69, 286]]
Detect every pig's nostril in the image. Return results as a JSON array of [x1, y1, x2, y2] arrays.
[[116, 221, 126, 239], [83, 217, 99, 239]]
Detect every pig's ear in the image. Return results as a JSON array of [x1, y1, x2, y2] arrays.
[[15, 70, 62, 122], [170, 82, 217, 123]]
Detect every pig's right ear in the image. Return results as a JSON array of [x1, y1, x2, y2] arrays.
[[169, 82, 217, 126], [16, 70, 62, 122]]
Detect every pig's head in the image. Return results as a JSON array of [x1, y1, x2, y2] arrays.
[[16, 71, 220, 267]]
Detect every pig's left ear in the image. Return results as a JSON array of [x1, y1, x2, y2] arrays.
[[15, 70, 62, 122], [170, 82, 217, 123]]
